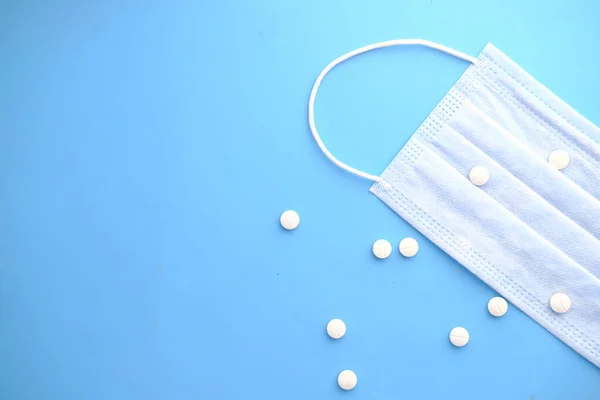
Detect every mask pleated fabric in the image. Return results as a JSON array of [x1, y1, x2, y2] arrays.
[[370, 43, 600, 367]]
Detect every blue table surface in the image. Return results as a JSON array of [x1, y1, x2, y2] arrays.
[[2, 1, 600, 399]]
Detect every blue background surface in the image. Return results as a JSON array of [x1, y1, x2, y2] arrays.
[[1, 0, 600, 399]]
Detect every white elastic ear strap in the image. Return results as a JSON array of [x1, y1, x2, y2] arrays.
[[308, 39, 477, 188]]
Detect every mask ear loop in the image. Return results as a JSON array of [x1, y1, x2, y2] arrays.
[[308, 39, 477, 190]]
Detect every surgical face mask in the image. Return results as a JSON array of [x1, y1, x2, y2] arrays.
[[308, 39, 600, 368]]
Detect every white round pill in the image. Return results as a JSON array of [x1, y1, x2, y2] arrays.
[[548, 150, 569, 170], [326, 319, 346, 339], [550, 293, 571, 313], [280, 210, 300, 230], [487, 297, 508, 317], [469, 166, 489, 186], [399, 237, 418, 257], [449, 327, 470, 347], [337, 370, 357, 390], [372, 239, 392, 259]]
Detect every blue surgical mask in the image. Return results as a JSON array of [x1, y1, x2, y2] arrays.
[[308, 39, 600, 368]]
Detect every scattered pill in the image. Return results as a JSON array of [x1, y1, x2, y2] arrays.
[[372, 239, 392, 259], [469, 166, 489, 186], [280, 210, 300, 230], [338, 370, 357, 390], [399, 237, 418, 257], [548, 150, 569, 170], [326, 319, 346, 339], [550, 293, 571, 313], [487, 297, 508, 317], [449, 327, 470, 347]]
